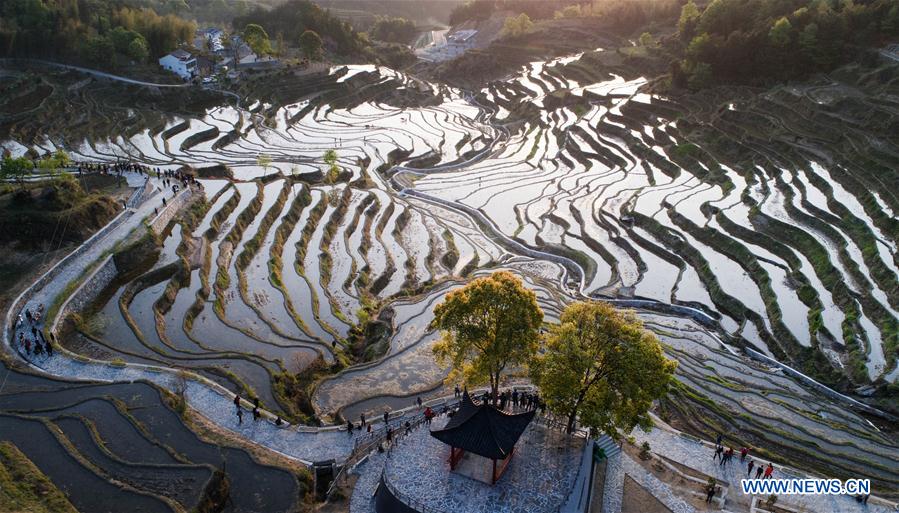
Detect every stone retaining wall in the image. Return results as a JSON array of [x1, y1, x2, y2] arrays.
[[149, 188, 192, 235], [57, 255, 118, 323], [744, 347, 898, 422]]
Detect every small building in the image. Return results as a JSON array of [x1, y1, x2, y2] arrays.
[[158, 49, 197, 80], [195, 27, 225, 52], [430, 391, 535, 484]]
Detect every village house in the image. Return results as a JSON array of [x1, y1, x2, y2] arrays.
[[158, 48, 197, 80]]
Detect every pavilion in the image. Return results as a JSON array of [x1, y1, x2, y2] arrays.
[[430, 391, 536, 485]]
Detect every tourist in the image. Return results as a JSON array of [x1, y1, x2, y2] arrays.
[[252, 407, 260, 422], [347, 419, 353, 434], [404, 420, 411, 435], [719, 448, 729, 467], [24, 338, 31, 354], [863, 494, 870, 504], [454, 384, 460, 398], [740, 447, 749, 462], [416, 396, 422, 410], [747, 460, 755, 477], [424, 406, 433, 425], [755, 465, 764, 479], [234, 394, 241, 407], [512, 390, 519, 409], [34, 342, 43, 356], [386, 427, 393, 445], [713, 445, 723, 461], [25, 309, 32, 323], [275, 416, 283, 426], [383, 410, 389, 425], [764, 463, 774, 479], [705, 485, 716, 504], [360, 412, 366, 427], [253, 397, 260, 409], [236, 407, 243, 424], [716, 433, 723, 447]]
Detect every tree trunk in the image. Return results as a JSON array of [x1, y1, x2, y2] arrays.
[[566, 387, 588, 434], [491, 373, 499, 406]]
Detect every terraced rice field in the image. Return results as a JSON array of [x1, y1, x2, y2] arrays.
[[2, 51, 897, 493], [0, 362, 302, 512]]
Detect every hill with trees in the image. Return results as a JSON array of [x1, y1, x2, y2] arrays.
[[673, 0, 899, 88], [234, 0, 366, 57], [0, 0, 195, 67]]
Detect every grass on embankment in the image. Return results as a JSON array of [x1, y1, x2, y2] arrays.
[[0, 441, 79, 513]]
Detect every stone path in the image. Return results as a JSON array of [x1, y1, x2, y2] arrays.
[[622, 424, 895, 513]]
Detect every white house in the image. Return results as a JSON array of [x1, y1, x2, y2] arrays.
[[158, 49, 197, 80]]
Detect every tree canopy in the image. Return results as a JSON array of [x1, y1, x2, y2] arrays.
[[531, 301, 676, 437], [0, 156, 34, 187], [370, 16, 417, 45], [0, 0, 195, 67], [299, 30, 323, 61], [501, 13, 535, 38], [676, 0, 899, 88], [430, 271, 543, 404], [243, 23, 272, 56], [234, 0, 365, 57]]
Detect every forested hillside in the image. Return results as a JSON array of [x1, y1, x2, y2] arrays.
[[672, 0, 899, 87], [0, 0, 195, 66]]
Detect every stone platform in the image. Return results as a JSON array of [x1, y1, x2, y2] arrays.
[[378, 415, 585, 513]]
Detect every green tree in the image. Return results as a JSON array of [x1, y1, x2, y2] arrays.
[[299, 29, 323, 61], [256, 153, 272, 172], [0, 156, 34, 187], [323, 149, 339, 182], [243, 23, 272, 56], [127, 36, 149, 62], [769, 16, 793, 47], [501, 13, 534, 38], [531, 301, 676, 436], [429, 271, 543, 405], [678, 0, 701, 42], [799, 22, 821, 66], [639, 32, 655, 47]]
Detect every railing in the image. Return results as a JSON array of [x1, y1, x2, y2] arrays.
[[379, 470, 449, 513], [326, 400, 459, 500]]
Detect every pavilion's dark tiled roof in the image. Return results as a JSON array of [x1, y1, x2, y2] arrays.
[[430, 391, 535, 460]]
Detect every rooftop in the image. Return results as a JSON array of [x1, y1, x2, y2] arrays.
[[430, 392, 535, 460]]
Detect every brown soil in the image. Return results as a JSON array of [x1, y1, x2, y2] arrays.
[[622, 474, 673, 513]]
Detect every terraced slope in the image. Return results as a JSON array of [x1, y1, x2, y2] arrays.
[[410, 54, 899, 387], [2, 52, 897, 495], [0, 362, 303, 513]]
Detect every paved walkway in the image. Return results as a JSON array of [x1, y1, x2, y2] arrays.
[[621, 424, 895, 513]]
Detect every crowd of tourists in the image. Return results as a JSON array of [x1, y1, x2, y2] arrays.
[[15, 305, 54, 361]]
